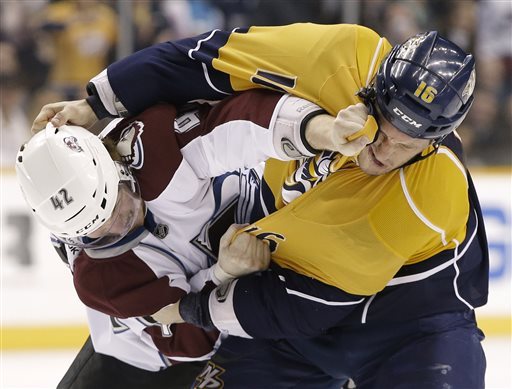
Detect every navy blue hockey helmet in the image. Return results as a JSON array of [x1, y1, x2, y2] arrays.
[[374, 31, 476, 140]]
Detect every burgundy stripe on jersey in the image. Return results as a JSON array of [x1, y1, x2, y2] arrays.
[[73, 250, 187, 318], [147, 322, 220, 362], [106, 90, 282, 201]]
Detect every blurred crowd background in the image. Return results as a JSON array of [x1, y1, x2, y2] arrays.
[[1, 0, 511, 167]]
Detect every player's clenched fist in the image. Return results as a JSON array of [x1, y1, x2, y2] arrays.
[[306, 103, 377, 156], [31, 99, 97, 133], [212, 224, 271, 283]]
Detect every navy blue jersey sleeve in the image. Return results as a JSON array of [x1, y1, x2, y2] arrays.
[[232, 264, 366, 338], [107, 30, 243, 114], [181, 263, 366, 339]]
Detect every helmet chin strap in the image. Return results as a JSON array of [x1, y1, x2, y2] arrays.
[[400, 131, 449, 168], [400, 141, 440, 169], [356, 86, 377, 115]]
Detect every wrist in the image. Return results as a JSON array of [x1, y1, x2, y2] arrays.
[[179, 291, 216, 331], [305, 114, 335, 151], [85, 94, 110, 121], [300, 110, 326, 154], [212, 263, 236, 285]]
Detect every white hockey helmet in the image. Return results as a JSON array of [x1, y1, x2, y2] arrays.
[[16, 124, 141, 247]]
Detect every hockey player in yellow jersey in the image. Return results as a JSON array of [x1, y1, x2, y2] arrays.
[[34, 24, 487, 388]]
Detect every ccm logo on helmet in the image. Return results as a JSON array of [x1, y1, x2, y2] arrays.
[[392, 107, 422, 128], [75, 214, 100, 235]]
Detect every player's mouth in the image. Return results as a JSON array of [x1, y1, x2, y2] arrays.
[[369, 146, 385, 168]]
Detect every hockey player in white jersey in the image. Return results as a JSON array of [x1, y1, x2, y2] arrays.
[[18, 89, 370, 388]]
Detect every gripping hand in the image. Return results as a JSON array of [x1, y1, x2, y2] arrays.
[[31, 99, 98, 133], [212, 224, 271, 284], [306, 103, 378, 156]]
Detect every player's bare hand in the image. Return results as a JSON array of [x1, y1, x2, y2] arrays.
[[151, 302, 184, 326], [306, 103, 377, 156], [31, 99, 97, 133], [215, 224, 270, 281]]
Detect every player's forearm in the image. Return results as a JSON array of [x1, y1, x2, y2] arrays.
[[176, 265, 366, 339], [89, 32, 237, 118], [181, 92, 326, 179]]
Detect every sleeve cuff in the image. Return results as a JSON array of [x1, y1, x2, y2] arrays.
[[85, 94, 113, 120], [179, 291, 216, 331]]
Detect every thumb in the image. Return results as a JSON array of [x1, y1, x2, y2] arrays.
[[346, 115, 378, 143], [339, 136, 370, 156]]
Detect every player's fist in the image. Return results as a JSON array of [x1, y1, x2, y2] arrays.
[[213, 224, 270, 283], [332, 103, 375, 156], [305, 103, 377, 156], [31, 99, 97, 133]]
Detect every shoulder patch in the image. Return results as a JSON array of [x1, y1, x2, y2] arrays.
[[117, 121, 145, 168]]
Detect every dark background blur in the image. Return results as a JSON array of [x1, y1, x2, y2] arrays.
[[1, 0, 511, 167]]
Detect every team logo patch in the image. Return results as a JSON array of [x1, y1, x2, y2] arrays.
[[397, 34, 426, 59], [117, 121, 144, 167], [63, 136, 83, 152], [462, 69, 476, 103], [154, 223, 169, 239], [194, 361, 225, 388], [281, 151, 338, 205]]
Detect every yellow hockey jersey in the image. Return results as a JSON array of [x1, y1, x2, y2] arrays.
[[249, 148, 468, 295], [104, 23, 472, 297]]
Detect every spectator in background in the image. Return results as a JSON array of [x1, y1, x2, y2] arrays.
[[237, 0, 332, 26], [444, 1, 475, 51], [130, 1, 168, 50], [0, 41, 30, 167], [361, 0, 427, 45], [0, 1, 49, 167], [381, 1, 425, 44], [159, 0, 225, 39], [210, 0, 343, 30], [3, 0, 510, 165], [470, 0, 512, 165], [36, 0, 117, 100], [0, 0, 49, 95]]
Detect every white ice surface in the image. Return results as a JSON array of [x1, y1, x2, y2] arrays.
[[0, 337, 510, 388]]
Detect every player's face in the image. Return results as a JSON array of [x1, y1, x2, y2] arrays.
[[357, 115, 431, 176], [87, 183, 144, 239]]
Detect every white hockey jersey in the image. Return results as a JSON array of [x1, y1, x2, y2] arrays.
[[64, 90, 322, 369]]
